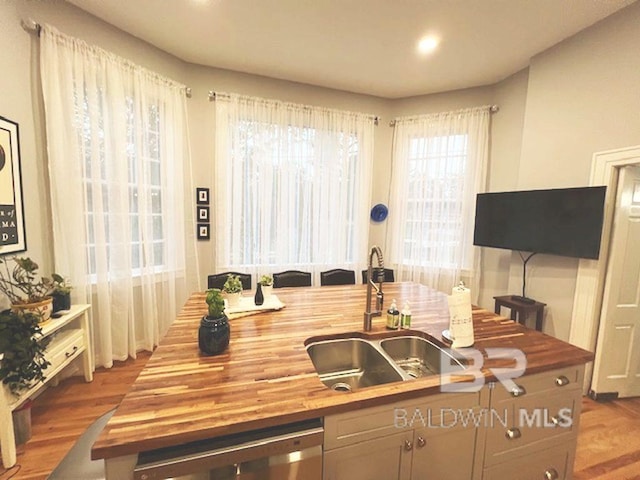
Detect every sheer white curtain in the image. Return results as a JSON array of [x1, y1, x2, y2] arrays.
[[386, 107, 490, 301], [40, 25, 200, 367], [214, 94, 375, 282]]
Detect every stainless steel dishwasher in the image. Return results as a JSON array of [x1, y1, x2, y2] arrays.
[[133, 418, 323, 480]]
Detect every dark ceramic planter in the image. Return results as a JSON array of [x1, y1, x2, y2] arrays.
[[52, 292, 71, 313], [198, 315, 230, 355]]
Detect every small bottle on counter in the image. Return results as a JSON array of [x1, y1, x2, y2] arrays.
[[400, 302, 411, 329], [386, 299, 400, 330]]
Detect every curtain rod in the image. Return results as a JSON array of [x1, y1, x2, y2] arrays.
[[388, 104, 499, 126], [22, 18, 192, 98], [208, 91, 380, 125]]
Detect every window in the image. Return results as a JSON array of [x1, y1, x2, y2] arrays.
[[78, 94, 165, 275], [214, 94, 374, 275], [387, 107, 490, 291], [404, 134, 469, 269]]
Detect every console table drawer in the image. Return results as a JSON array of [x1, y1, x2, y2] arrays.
[[47, 329, 85, 373]]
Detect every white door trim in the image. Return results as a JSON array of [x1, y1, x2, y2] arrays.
[[569, 146, 640, 387]]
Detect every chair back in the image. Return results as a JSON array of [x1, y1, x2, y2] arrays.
[[207, 272, 252, 290], [361, 268, 395, 284], [273, 270, 312, 288], [320, 269, 356, 286]]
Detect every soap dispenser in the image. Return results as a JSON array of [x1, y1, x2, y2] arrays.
[[386, 299, 400, 330], [400, 302, 411, 329]]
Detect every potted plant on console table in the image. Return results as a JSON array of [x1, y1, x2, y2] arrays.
[[0, 256, 54, 324], [50, 273, 73, 314], [0, 309, 50, 396], [198, 288, 230, 356]]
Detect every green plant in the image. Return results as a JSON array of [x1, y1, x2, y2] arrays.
[[259, 274, 273, 286], [0, 309, 50, 395], [223, 274, 242, 294], [0, 256, 52, 304], [51, 273, 73, 295], [205, 288, 225, 318]]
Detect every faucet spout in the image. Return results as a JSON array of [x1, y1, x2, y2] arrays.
[[364, 245, 385, 331]]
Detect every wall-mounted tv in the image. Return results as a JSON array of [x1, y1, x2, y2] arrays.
[[473, 186, 607, 260]]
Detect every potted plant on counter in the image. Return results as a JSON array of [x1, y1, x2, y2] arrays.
[[259, 274, 273, 299], [223, 274, 242, 307], [0, 309, 50, 395], [198, 288, 230, 356], [50, 273, 73, 314], [0, 256, 53, 324]]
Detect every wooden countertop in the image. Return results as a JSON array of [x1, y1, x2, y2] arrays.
[[92, 283, 593, 460]]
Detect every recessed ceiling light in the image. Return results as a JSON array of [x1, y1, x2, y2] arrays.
[[417, 36, 439, 55]]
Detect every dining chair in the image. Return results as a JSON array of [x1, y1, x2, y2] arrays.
[[361, 268, 395, 284], [207, 272, 252, 290], [273, 270, 312, 288], [320, 268, 356, 286]]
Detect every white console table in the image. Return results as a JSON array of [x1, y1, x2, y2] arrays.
[[0, 304, 93, 468]]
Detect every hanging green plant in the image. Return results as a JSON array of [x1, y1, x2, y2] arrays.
[[0, 309, 50, 395]]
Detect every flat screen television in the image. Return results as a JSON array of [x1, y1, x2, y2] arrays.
[[473, 186, 607, 260]]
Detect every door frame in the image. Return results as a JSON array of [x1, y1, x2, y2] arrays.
[[569, 145, 640, 390]]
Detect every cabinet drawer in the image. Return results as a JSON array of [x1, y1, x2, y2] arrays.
[[46, 329, 85, 374], [483, 442, 574, 480], [491, 366, 583, 403], [324, 391, 484, 450], [485, 389, 581, 463]]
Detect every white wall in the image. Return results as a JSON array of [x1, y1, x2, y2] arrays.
[[2, 0, 638, 342], [509, 1, 640, 340]]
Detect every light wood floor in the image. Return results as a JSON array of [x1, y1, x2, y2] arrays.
[[1, 354, 639, 480]]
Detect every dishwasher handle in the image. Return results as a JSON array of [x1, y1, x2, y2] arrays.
[[134, 425, 323, 480]]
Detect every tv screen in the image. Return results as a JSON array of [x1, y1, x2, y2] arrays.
[[473, 186, 606, 260]]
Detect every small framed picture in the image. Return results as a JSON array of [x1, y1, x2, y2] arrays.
[[197, 223, 210, 240], [196, 187, 209, 205], [197, 206, 210, 222]]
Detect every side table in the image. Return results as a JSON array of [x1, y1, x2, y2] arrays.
[[493, 295, 546, 331]]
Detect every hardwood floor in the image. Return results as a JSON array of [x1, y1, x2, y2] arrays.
[[1, 354, 639, 480]]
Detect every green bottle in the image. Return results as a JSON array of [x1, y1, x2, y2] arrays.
[[401, 302, 412, 329], [386, 299, 399, 330]]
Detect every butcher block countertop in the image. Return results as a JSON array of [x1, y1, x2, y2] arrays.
[[91, 283, 593, 460]]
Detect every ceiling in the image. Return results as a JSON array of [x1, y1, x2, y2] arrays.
[[66, 0, 635, 99]]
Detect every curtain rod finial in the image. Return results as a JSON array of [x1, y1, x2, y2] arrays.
[[490, 105, 499, 113]]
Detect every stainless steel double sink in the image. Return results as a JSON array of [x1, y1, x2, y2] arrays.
[[305, 335, 466, 392]]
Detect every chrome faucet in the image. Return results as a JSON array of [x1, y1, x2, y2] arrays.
[[363, 245, 385, 331]]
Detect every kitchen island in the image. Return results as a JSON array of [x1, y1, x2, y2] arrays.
[[92, 283, 593, 479]]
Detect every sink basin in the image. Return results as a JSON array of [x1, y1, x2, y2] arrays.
[[306, 338, 404, 392], [380, 336, 465, 378]]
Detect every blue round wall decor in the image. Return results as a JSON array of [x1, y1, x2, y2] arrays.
[[370, 203, 389, 222]]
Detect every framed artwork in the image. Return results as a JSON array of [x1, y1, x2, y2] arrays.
[[197, 223, 210, 240], [196, 187, 210, 205], [0, 116, 27, 255], [197, 206, 210, 222]]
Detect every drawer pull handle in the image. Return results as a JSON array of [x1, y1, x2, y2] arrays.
[[510, 385, 526, 397], [404, 440, 413, 451], [550, 415, 561, 427], [505, 428, 521, 440], [65, 346, 79, 358], [544, 468, 559, 480], [555, 375, 570, 387], [417, 436, 426, 448]]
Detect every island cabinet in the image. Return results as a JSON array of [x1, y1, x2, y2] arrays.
[[479, 365, 585, 480], [323, 389, 489, 480]]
